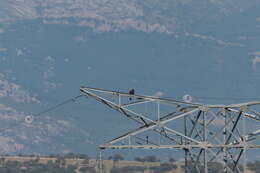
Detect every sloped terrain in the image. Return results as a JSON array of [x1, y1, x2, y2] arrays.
[[1, 0, 260, 32], [0, 1, 260, 159]]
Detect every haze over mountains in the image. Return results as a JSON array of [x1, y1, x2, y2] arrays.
[[0, 0, 260, 158]]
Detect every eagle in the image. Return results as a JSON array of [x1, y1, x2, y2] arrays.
[[129, 89, 135, 100]]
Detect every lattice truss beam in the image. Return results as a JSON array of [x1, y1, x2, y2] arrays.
[[80, 86, 260, 173]]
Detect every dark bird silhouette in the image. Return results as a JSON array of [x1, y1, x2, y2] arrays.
[[129, 89, 135, 95], [129, 89, 135, 100]]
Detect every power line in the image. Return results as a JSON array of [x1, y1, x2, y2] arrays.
[[1, 93, 259, 135], [0, 95, 83, 135], [192, 96, 260, 101], [172, 96, 260, 101], [34, 95, 83, 117]]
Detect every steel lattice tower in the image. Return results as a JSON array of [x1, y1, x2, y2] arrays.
[[80, 86, 260, 173]]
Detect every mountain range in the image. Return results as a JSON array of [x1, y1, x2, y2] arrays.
[[0, 0, 260, 159]]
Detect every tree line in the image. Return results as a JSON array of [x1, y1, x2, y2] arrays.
[[0, 153, 259, 173]]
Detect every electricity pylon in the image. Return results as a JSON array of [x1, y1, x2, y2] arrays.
[[80, 86, 260, 173]]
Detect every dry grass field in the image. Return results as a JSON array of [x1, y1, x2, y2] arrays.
[[0, 156, 256, 173]]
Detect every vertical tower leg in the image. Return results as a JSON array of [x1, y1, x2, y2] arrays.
[[99, 150, 103, 173], [184, 115, 188, 173], [203, 111, 208, 173], [243, 115, 247, 173], [223, 110, 228, 173]]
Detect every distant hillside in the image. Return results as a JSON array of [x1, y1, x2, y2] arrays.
[[1, 0, 260, 33], [0, 1, 260, 159]]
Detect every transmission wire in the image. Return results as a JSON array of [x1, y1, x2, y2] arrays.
[[0, 95, 83, 134]]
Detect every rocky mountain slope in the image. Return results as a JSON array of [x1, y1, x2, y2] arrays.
[[1, 0, 260, 32], [0, 0, 260, 158]]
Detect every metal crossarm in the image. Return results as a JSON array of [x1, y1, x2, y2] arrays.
[[81, 86, 260, 173]]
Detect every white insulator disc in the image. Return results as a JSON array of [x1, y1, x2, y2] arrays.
[[183, 94, 193, 103], [25, 115, 34, 124]]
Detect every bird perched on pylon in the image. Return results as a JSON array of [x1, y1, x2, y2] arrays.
[[129, 89, 135, 100]]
